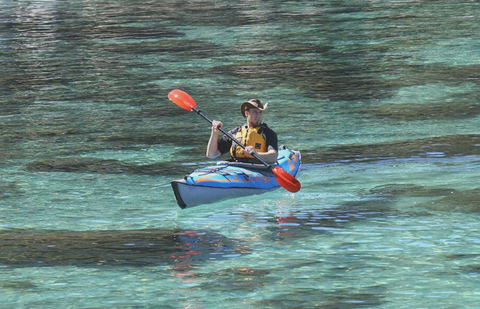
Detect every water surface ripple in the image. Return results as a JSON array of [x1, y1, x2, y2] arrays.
[[1, 0, 480, 308]]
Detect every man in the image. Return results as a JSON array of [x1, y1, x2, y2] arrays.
[[206, 99, 278, 164]]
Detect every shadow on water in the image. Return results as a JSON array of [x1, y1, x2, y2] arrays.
[[188, 262, 386, 308], [0, 228, 251, 269], [254, 286, 386, 309], [367, 183, 456, 199], [302, 134, 480, 164], [368, 183, 480, 214], [353, 102, 480, 121], [18, 131, 208, 177], [420, 188, 480, 213], [0, 181, 22, 199], [25, 157, 193, 177]]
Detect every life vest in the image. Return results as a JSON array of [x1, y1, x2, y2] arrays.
[[230, 125, 268, 159]]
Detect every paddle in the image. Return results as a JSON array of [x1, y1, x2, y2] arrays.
[[168, 89, 301, 193]]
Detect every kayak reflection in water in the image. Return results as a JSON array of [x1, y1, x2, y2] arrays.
[[206, 99, 278, 164]]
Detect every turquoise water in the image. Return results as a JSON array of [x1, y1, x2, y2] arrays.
[[2, 0, 480, 307]]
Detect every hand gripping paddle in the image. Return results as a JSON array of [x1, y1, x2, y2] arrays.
[[168, 89, 301, 193]]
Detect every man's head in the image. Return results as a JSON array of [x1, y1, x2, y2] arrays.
[[241, 99, 267, 117], [241, 99, 268, 127]]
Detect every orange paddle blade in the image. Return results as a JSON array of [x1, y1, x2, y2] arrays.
[[168, 89, 197, 111], [272, 166, 301, 193]]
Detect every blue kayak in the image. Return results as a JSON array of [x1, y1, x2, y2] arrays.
[[171, 146, 301, 208]]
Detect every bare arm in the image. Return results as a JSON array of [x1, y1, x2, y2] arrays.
[[206, 120, 223, 158], [243, 145, 278, 164]]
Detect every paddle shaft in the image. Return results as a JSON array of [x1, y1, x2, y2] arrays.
[[192, 107, 273, 168]]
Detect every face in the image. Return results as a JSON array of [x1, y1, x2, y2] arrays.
[[245, 108, 263, 127]]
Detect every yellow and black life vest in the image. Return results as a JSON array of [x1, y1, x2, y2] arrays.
[[230, 125, 268, 159]]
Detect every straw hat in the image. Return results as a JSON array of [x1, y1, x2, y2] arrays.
[[240, 99, 268, 117]]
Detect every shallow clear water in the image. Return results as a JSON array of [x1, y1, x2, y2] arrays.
[[1, 0, 480, 308]]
